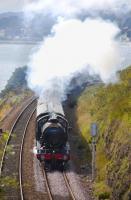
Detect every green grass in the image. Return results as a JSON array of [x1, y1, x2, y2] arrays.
[[0, 91, 33, 198], [76, 66, 131, 200]]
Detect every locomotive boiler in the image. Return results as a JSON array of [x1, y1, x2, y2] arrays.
[[35, 95, 70, 170]]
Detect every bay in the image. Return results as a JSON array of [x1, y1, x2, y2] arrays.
[[0, 43, 39, 92]]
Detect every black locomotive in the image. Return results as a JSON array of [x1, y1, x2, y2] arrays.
[[35, 97, 70, 170]]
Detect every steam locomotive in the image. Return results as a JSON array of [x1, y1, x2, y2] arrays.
[[35, 96, 70, 170]]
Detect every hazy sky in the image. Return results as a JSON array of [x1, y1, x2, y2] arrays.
[[0, 0, 33, 12], [0, 0, 131, 13]]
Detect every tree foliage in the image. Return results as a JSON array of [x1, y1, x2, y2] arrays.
[[0, 66, 28, 97]]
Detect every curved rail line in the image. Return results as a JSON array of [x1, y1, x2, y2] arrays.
[[19, 108, 36, 200], [0, 97, 36, 176], [0, 97, 37, 200]]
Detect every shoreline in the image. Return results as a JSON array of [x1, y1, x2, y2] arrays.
[[0, 40, 41, 45]]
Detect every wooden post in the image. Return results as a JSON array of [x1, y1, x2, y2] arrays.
[[90, 123, 98, 181], [92, 137, 96, 181]]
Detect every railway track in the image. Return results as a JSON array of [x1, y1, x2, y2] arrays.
[[19, 108, 36, 200], [41, 166, 77, 200], [0, 97, 37, 199], [63, 172, 76, 200]]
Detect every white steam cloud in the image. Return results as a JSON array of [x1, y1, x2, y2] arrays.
[[25, 0, 129, 97], [28, 18, 121, 96]]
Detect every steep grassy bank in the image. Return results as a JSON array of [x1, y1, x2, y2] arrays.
[[0, 66, 33, 197], [76, 66, 131, 200]]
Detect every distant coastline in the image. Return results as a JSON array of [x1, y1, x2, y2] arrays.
[[0, 43, 36, 92], [0, 39, 130, 46], [0, 40, 41, 45]]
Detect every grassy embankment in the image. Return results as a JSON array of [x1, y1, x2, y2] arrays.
[[0, 66, 33, 121], [76, 66, 131, 200], [0, 66, 33, 196]]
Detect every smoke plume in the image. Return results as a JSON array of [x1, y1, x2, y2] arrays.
[[25, 0, 130, 97], [25, 0, 131, 18]]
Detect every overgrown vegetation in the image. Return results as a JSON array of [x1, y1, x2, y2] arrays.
[[0, 66, 33, 121], [0, 66, 28, 97], [0, 66, 33, 198], [76, 66, 131, 200]]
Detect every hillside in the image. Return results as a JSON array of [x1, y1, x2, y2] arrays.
[[0, 66, 33, 196], [0, 66, 32, 121], [0, 12, 54, 41], [76, 66, 131, 200], [0, 11, 130, 41], [0, 66, 28, 97]]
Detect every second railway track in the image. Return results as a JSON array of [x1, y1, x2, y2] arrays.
[[0, 97, 37, 200]]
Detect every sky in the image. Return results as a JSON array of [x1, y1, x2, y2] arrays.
[[0, 0, 32, 12], [0, 0, 131, 14]]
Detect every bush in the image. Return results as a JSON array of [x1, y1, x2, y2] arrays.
[[0, 66, 28, 97]]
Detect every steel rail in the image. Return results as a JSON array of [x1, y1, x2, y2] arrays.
[[63, 172, 76, 200], [0, 97, 36, 176], [19, 108, 36, 200], [41, 166, 76, 200], [41, 166, 53, 200]]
